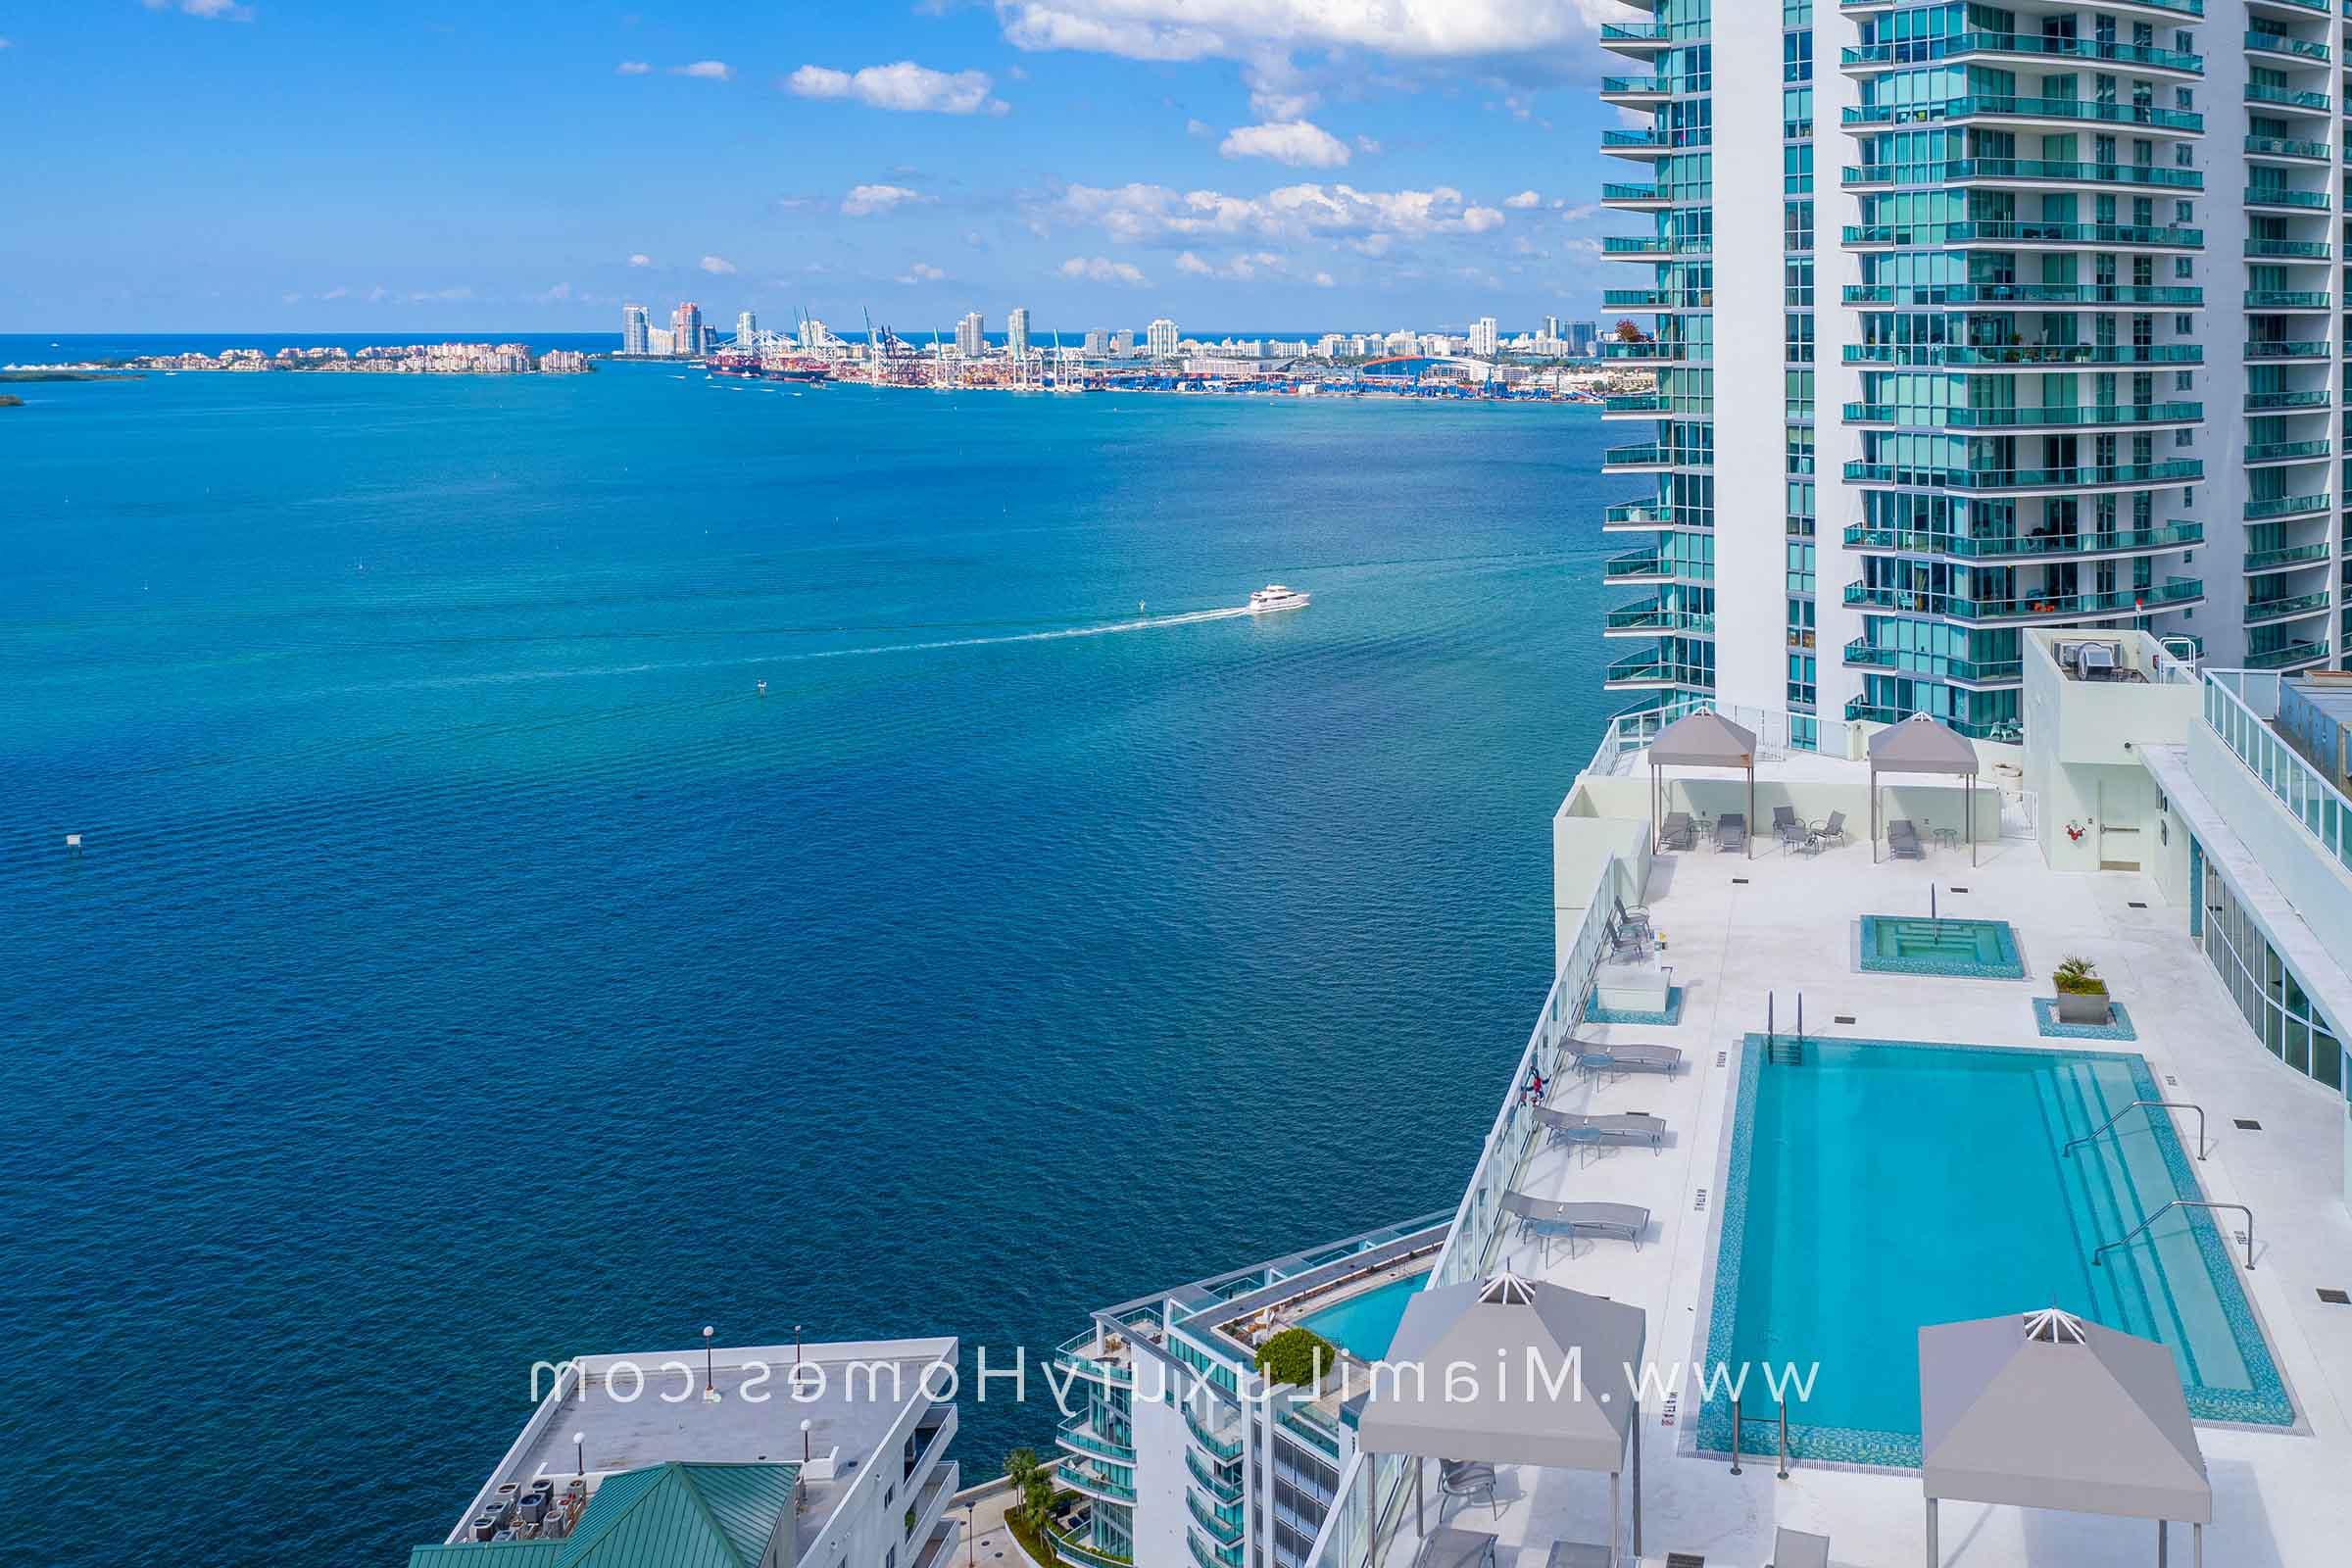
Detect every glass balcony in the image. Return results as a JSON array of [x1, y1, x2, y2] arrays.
[[1602, 393, 1673, 415], [2245, 28, 2329, 62], [1598, 75, 1674, 99], [2244, 592, 2331, 624], [1605, 600, 1715, 635], [1599, 183, 1666, 206], [1182, 1403, 1244, 1462], [1600, 128, 1708, 157], [2244, 133, 2330, 161], [1840, 460, 2201, 490], [2244, 83, 2330, 113], [1596, 340, 1691, 362], [1063, 1462, 1137, 1503], [2244, 237, 2331, 259], [1186, 1493, 1245, 1546], [2244, 290, 2330, 309], [1189, 1531, 1245, 1568], [1842, 520, 2202, 560], [1841, 96, 2201, 133], [1839, 32, 2201, 73], [1601, 289, 1710, 310], [1604, 652, 1710, 688], [2243, 186, 2329, 210], [1601, 235, 1709, 257], [1841, 283, 2200, 307], [1842, 158, 2202, 190], [1840, 402, 2201, 429], [1602, 501, 1676, 528], [1841, 700, 2020, 740], [1185, 1448, 1243, 1505], [1602, 550, 1670, 580], [2244, 493, 2330, 519], [2244, 640, 2329, 669], [1056, 1415, 1135, 1465], [2245, 440, 2330, 463], [2246, 389, 2329, 411], [1842, 219, 2200, 247], [1842, 640, 2024, 686], [1846, 343, 2203, 368], [1054, 1331, 1134, 1388], [1841, 577, 2202, 620], [2244, 340, 2329, 359], [1055, 1532, 1134, 1568], [2244, 542, 2330, 570]]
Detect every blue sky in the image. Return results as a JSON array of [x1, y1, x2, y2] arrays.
[[3, 2, 1638, 333]]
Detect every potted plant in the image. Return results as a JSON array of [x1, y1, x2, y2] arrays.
[[1253, 1327, 1344, 1392], [2053, 956, 2112, 1025]]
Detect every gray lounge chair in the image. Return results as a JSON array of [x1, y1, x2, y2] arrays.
[[1612, 893, 1652, 936], [1657, 811, 1694, 852], [1536, 1106, 1665, 1153], [1502, 1192, 1649, 1250], [1573, 1042, 1683, 1080], [1716, 812, 1746, 853], [1771, 805, 1803, 845], [1810, 810, 1849, 847], [1605, 914, 1649, 959], [1887, 818, 1924, 860], [1768, 1528, 1831, 1568], [1437, 1459, 1498, 1521]]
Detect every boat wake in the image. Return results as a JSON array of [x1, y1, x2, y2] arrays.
[[798, 603, 1257, 663]]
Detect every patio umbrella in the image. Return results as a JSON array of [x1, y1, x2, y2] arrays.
[[1920, 1307, 2212, 1566], [1868, 712, 1982, 865], [1357, 1272, 1648, 1562], [1645, 710, 1757, 859]]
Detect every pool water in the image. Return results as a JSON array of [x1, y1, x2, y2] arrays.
[[1858, 915, 2025, 979], [1299, 1271, 1431, 1362], [1699, 1037, 2290, 1467]]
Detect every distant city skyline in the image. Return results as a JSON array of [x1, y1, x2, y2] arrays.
[[2, 4, 1636, 330]]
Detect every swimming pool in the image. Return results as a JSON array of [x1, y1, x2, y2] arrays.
[[1696, 1036, 2290, 1467], [1298, 1271, 1430, 1362], [1857, 915, 2024, 979]]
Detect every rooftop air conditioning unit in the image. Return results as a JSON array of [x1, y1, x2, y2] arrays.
[[2078, 643, 2119, 679]]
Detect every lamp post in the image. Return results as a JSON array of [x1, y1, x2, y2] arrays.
[[704, 1324, 718, 1402], [573, 1431, 586, 1478]]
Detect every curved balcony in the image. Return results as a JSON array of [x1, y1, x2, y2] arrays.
[[1054, 1532, 1134, 1568], [1842, 219, 2200, 249], [1602, 501, 1678, 530], [2243, 185, 2328, 213], [1602, 550, 1675, 584], [1601, 234, 1710, 260], [2243, 29, 2328, 65], [1604, 600, 1714, 637], [1841, 283, 2201, 309], [2244, 82, 2330, 117], [1841, 460, 2201, 494], [1840, 402, 2201, 431], [2246, 640, 2330, 670], [2244, 237, 2331, 260], [2244, 492, 2331, 521], [1182, 1403, 1243, 1463], [2243, 134, 2329, 163], [1844, 343, 2202, 368], [1056, 1415, 1135, 1466], [1842, 641, 2025, 688], [1600, 127, 1707, 161], [1842, 521, 2203, 562], [1184, 1448, 1243, 1506], [2245, 439, 2330, 466], [1054, 1331, 1133, 1388], [1842, 158, 2201, 191], [1061, 1461, 1136, 1505], [1839, 32, 2201, 76], [2245, 542, 2331, 573], [2244, 592, 2331, 626], [1186, 1494, 1245, 1547], [1604, 651, 1710, 691], [1842, 701, 2020, 741], [2244, 289, 2330, 310], [1840, 95, 2201, 135], [1841, 578, 2204, 624], [1188, 1530, 1245, 1568]]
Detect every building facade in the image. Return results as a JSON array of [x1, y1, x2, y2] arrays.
[[620, 304, 650, 356], [956, 312, 986, 359], [1147, 318, 1180, 360], [1470, 317, 1499, 359], [1599, 0, 2344, 753], [669, 301, 703, 360], [1008, 307, 1032, 359], [736, 310, 757, 346]]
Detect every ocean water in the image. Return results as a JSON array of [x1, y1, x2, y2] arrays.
[[0, 357, 1617, 1563]]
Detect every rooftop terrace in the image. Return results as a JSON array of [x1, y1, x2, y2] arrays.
[[1317, 752, 2352, 1568]]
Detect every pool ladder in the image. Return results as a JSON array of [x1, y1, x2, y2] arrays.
[[2093, 1200, 2255, 1272], [1763, 991, 1805, 1064], [1726, 1395, 1792, 1479], [2062, 1100, 2208, 1162]]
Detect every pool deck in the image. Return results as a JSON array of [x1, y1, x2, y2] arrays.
[[1407, 830, 2352, 1567]]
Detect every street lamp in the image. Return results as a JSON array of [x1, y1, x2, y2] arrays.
[[572, 1431, 586, 1477], [703, 1325, 718, 1402]]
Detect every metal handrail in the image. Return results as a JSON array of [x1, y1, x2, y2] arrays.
[[2063, 1100, 2208, 1161], [2093, 1200, 2255, 1271]]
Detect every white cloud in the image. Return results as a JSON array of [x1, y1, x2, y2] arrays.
[[994, 1, 1609, 62], [1503, 189, 1542, 209], [1219, 121, 1349, 169], [699, 255, 737, 275], [787, 61, 1006, 116], [897, 262, 948, 284], [627, 253, 654, 268], [1043, 180, 1507, 246], [319, 285, 349, 301], [537, 282, 574, 303], [0, 36, 13, 49], [409, 286, 475, 303], [144, 0, 250, 18], [1172, 249, 1326, 284], [672, 61, 733, 80], [1310, 270, 1334, 286], [1354, 135, 1382, 155], [842, 183, 925, 217], [281, 292, 301, 305], [1185, 118, 1214, 138], [616, 61, 652, 75], [367, 285, 390, 304], [1059, 256, 1152, 286]]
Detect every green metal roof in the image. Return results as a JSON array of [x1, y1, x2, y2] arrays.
[[559, 1461, 798, 1568], [409, 1461, 799, 1568]]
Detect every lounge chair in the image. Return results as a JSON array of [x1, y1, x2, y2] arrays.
[[1437, 1459, 1498, 1521], [1658, 811, 1694, 852], [1604, 914, 1649, 959], [1887, 818, 1924, 860], [1573, 1042, 1683, 1079], [1502, 1192, 1649, 1251], [1716, 812, 1746, 853], [1810, 810, 1849, 847], [1536, 1105, 1665, 1154], [1768, 1528, 1832, 1568]]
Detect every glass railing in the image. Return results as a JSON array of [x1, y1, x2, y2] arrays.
[[1841, 640, 2023, 685], [1840, 460, 2200, 489], [1842, 700, 2020, 740], [1599, 183, 1663, 204], [1840, 32, 2202, 72], [2245, 83, 2330, 112], [1840, 402, 2201, 428], [1054, 1330, 1134, 1387], [1841, 521, 2201, 559], [1842, 158, 2202, 189], [2244, 493, 2330, 519], [1065, 1462, 1137, 1503], [1602, 551, 1667, 578], [2244, 642, 2328, 670], [1604, 653, 1710, 686], [1601, 235, 1710, 255], [1601, 501, 1675, 527], [1056, 1415, 1135, 1464], [1595, 341, 1691, 361], [1055, 1531, 1135, 1568], [2244, 592, 2331, 623], [1182, 1402, 1244, 1462], [1842, 219, 2200, 246], [2245, 542, 2330, 570], [2247, 389, 2329, 411], [1601, 394, 1672, 414], [2244, 237, 2331, 258], [2245, 134, 2330, 160], [2244, 290, 2330, 309], [1605, 602, 1715, 634], [1845, 343, 2202, 368], [1597, 22, 1670, 44], [1842, 577, 2201, 619], [1841, 283, 2200, 307], [1842, 95, 2202, 132], [1189, 1529, 1245, 1568], [2203, 671, 2352, 865], [1601, 443, 1676, 466], [1185, 1448, 1243, 1505], [2245, 28, 2329, 61], [2244, 186, 2329, 209], [1187, 1493, 1245, 1545], [2244, 340, 2329, 359], [1598, 75, 1673, 95], [2245, 440, 2330, 463]]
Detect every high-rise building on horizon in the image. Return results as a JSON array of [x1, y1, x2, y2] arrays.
[[620, 304, 650, 356], [1146, 318, 1179, 360], [1109, 328, 1135, 355], [669, 302, 703, 360], [1565, 320, 1598, 357], [1597, 3, 2337, 753], [1469, 316, 1499, 359], [735, 310, 757, 347], [955, 311, 985, 359], [1006, 307, 1031, 360], [1083, 328, 1109, 356]]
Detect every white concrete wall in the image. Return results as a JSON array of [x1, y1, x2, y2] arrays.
[[1129, 1387, 1190, 1568], [2021, 636, 2198, 870], [1811, 9, 1868, 724], [2186, 722, 2352, 937], [1708, 2, 1794, 720]]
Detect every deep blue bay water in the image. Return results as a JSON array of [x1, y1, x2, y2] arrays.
[[0, 352, 1615, 1563]]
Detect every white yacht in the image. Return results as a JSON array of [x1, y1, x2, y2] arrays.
[[1248, 584, 1310, 613]]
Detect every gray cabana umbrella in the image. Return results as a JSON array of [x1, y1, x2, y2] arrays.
[[1868, 712, 1982, 866], [1919, 1308, 2212, 1567], [1646, 710, 1756, 859], [1357, 1273, 1648, 1564]]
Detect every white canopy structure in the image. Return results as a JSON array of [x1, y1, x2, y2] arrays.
[[1357, 1273, 1649, 1563], [1646, 710, 1757, 859], [1868, 712, 1982, 865], [1919, 1308, 2213, 1567]]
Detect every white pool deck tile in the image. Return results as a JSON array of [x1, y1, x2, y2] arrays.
[[1393, 832, 2352, 1567]]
